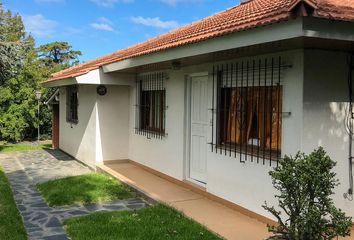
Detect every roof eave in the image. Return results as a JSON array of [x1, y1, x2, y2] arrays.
[[103, 18, 303, 73]]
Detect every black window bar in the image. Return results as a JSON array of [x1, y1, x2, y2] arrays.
[[135, 72, 166, 139], [210, 57, 291, 166]]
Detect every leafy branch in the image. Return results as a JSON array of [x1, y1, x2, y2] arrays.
[[263, 147, 352, 240]]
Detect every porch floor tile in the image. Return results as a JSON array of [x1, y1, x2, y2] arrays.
[[102, 163, 202, 203], [173, 197, 270, 240]]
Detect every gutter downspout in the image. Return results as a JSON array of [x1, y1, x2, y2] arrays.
[[345, 53, 354, 201]]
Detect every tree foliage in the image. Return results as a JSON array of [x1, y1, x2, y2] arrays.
[[0, 3, 29, 84], [263, 147, 352, 240], [37, 41, 81, 69], [0, 4, 81, 142]]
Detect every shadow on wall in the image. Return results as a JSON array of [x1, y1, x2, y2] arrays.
[[97, 85, 131, 162], [304, 101, 353, 200], [303, 50, 350, 154], [328, 102, 351, 144], [303, 102, 350, 158], [60, 86, 97, 167]]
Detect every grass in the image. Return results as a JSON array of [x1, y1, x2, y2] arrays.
[[37, 173, 136, 207], [64, 204, 223, 240], [0, 167, 27, 240], [0, 141, 51, 153]]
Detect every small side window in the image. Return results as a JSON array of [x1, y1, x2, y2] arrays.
[[66, 85, 78, 124], [135, 72, 166, 139]]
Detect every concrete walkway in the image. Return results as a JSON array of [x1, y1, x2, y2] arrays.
[[0, 151, 146, 240], [99, 161, 271, 240], [100, 161, 354, 240]]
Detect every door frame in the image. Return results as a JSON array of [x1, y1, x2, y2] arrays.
[[184, 72, 209, 187], [52, 104, 60, 149]]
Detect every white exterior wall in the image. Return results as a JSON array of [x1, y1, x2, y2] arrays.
[[128, 70, 186, 180], [206, 51, 304, 219], [96, 85, 130, 163], [127, 50, 304, 219], [59, 85, 97, 168], [58, 49, 354, 219], [303, 49, 354, 217], [59, 84, 131, 168]]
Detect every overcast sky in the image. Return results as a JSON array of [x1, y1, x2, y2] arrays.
[[3, 0, 238, 61]]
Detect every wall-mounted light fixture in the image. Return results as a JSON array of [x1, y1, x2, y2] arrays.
[[97, 85, 107, 96], [171, 60, 181, 70]]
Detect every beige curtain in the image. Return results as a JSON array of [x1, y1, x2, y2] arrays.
[[225, 86, 282, 152]]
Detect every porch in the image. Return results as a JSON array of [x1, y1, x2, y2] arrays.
[[98, 161, 354, 240], [98, 161, 271, 240]]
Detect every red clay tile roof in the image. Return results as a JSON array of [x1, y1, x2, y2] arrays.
[[46, 0, 354, 82]]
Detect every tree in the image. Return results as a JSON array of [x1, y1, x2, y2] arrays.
[[0, 4, 82, 142], [37, 41, 82, 68], [263, 147, 352, 240], [0, 35, 48, 142], [0, 3, 29, 84]]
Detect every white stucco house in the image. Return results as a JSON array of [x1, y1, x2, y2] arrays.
[[43, 0, 354, 223]]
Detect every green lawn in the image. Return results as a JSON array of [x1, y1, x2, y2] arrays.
[[0, 141, 51, 153], [0, 167, 27, 240], [37, 173, 136, 207], [64, 204, 223, 240]]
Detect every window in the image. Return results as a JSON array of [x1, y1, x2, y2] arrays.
[[140, 90, 165, 132], [136, 73, 166, 138], [66, 85, 78, 124], [219, 86, 282, 158], [211, 57, 286, 165]]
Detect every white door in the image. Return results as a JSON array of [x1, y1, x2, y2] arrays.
[[190, 75, 208, 184]]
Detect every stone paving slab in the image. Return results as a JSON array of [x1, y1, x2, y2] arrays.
[[0, 150, 92, 184], [0, 150, 147, 240]]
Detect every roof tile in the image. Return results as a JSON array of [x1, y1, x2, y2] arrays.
[[46, 0, 354, 82]]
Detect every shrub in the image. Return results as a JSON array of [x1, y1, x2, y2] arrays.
[[263, 147, 352, 240]]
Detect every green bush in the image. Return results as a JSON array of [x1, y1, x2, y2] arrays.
[[263, 147, 352, 240]]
